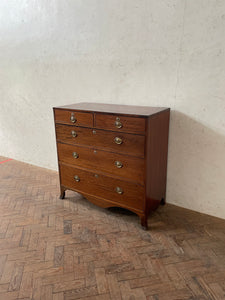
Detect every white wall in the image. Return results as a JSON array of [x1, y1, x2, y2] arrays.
[[0, 0, 225, 219]]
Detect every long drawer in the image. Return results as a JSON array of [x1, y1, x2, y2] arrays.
[[59, 163, 144, 211], [55, 124, 145, 157], [57, 142, 144, 184]]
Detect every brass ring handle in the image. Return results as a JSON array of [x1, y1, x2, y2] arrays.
[[115, 120, 123, 129], [115, 186, 123, 194], [114, 161, 123, 168], [71, 130, 77, 137], [74, 175, 80, 182], [114, 137, 123, 145], [72, 152, 79, 159], [70, 113, 76, 123]]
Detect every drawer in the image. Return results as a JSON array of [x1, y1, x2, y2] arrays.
[[57, 142, 144, 184], [55, 124, 145, 157], [60, 163, 144, 211], [95, 113, 146, 134], [54, 109, 93, 127]]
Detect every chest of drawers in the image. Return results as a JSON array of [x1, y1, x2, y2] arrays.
[[53, 103, 170, 229]]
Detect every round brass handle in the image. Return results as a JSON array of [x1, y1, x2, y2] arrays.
[[71, 130, 77, 137], [74, 175, 80, 182], [114, 161, 123, 168], [114, 137, 123, 145], [70, 113, 76, 123], [115, 120, 123, 129], [73, 152, 79, 159], [115, 186, 123, 194]]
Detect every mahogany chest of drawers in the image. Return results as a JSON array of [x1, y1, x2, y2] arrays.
[[53, 103, 170, 229]]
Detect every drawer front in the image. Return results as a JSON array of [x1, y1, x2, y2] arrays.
[[55, 124, 145, 157], [54, 109, 93, 127], [60, 164, 144, 211], [95, 113, 146, 134], [57, 142, 144, 184]]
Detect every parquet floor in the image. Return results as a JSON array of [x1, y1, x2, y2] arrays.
[[0, 156, 225, 300]]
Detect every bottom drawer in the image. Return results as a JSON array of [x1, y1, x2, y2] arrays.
[[60, 164, 144, 211]]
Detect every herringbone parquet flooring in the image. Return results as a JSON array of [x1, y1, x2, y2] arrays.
[[0, 156, 225, 300]]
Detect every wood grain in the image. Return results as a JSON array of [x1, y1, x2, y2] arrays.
[[95, 112, 146, 134], [63, 220, 72, 234], [57, 142, 144, 184], [59, 163, 145, 211], [55, 124, 145, 157], [54, 102, 169, 117], [54, 246, 64, 267], [8, 263, 24, 291], [145, 109, 170, 212], [54, 109, 93, 127]]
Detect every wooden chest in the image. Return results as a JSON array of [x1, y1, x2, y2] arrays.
[[53, 102, 170, 229]]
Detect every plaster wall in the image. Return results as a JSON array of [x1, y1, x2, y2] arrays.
[[0, 0, 225, 218]]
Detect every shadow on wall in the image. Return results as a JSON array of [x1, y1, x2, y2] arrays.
[[166, 110, 225, 219]]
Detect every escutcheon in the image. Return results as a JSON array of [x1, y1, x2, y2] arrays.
[[115, 186, 123, 194], [74, 175, 80, 182]]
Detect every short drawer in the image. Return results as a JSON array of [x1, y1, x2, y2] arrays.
[[55, 124, 145, 157], [57, 142, 144, 184], [95, 113, 146, 134], [54, 109, 93, 127], [60, 164, 144, 211]]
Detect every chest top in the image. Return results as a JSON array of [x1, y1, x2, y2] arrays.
[[53, 102, 169, 117]]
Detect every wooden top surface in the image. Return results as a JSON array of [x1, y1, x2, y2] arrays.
[[54, 102, 170, 116]]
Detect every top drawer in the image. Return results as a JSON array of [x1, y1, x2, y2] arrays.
[[54, 109, 93, 127], [95, 113, 146, 134]]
